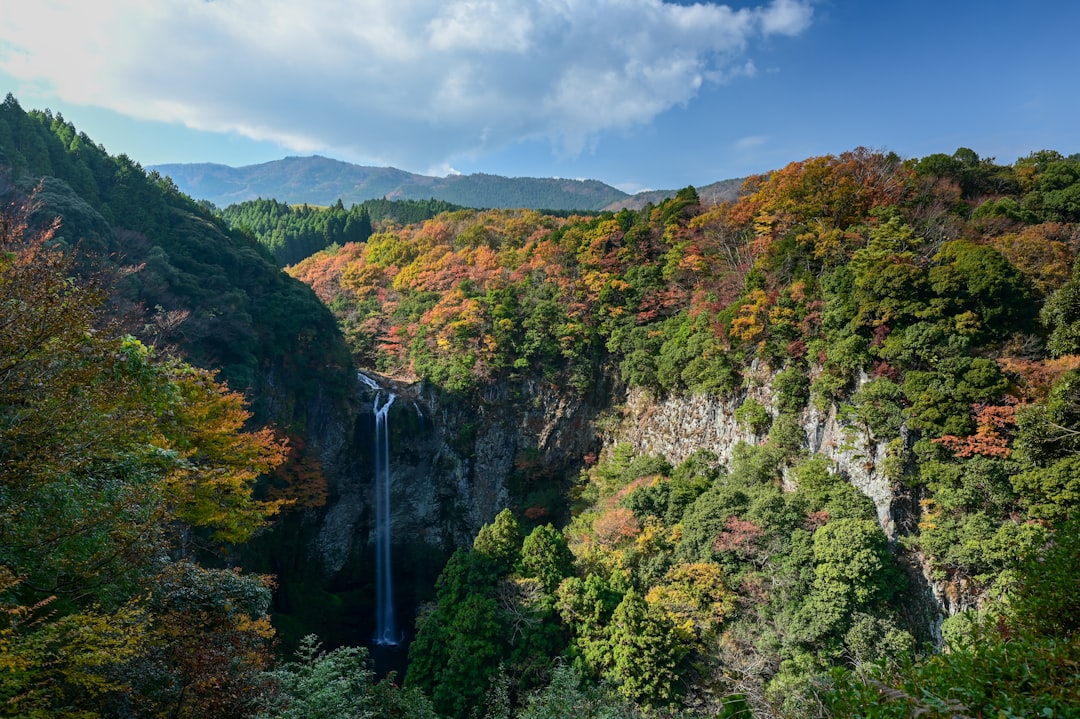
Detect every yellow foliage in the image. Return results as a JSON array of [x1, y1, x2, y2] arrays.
[[157, 363, 289, 543], [918, 498, 940, 531], [645, 562, 735, 646], [730, 288, 770, 343]]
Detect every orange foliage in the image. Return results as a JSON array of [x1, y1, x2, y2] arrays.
[[990, 222, 1076, 297], [934, 402, 1017, 459], [158, 365, 289, 542], [290, 241, 367, 303], [734, 148, 912, 267], [593, 507, 641, 548], [998, 355, 1080, 403], [524, 505, 549, 521], [268, 433, 329, 510]]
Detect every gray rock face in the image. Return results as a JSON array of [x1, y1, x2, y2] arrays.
[[312, 364, 905, 561], [602, 369, 949, 638], [611, 379, 898, 537], [307, 373, 603, 576]]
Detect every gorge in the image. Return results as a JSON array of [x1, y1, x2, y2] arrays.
[[2, 97, 1077, 717]]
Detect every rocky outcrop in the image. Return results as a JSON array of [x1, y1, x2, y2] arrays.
[[603, 368, 950, 640], [264, 370, 605, 649], [610, 378, 899, 538], [373, 373, 603, 554]]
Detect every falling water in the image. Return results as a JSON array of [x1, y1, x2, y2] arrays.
[[372, 389, 399, 646], [360, 372, 402, 646]]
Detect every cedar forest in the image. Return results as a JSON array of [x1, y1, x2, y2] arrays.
[[1, 93, 1079, 718]]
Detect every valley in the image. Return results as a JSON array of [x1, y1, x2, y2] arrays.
[[1, 94, 1078, 718]]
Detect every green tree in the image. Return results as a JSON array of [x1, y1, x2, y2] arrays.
[[520, 524, 574, 593], [256, 635, 438, 719], [475, 508, 524, 574], [606, 590, 688, 708]]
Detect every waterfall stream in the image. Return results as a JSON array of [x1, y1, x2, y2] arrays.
[[363, 373, 400, 646]]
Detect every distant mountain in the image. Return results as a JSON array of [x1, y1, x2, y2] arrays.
[[601, 177, 747, 211], [152, 156, 632, 211]]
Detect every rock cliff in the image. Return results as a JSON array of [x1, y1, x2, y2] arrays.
[[271, 362, 952, 648]]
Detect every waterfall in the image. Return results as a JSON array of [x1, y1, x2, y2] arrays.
[[364, 372, 400, 646]]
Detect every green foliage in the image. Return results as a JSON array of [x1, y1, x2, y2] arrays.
[[256, 635, 438, 719], [772, 364, 810, 414], [257, 635, 377, 719], [409, 510, 569, 719], [221, 198, 374, 266], [605, 590, 688, 708], [475, 508, 525, 573], [828, 635, 1080, 718], [1041, 264, 1080, 357], [656, 312, 740, 395], [811, 519, 901, 609], [848, 214, 928, 331], [407, 572, 505, 717], [794, 455, 876, 521], [903, 356, 1007, 437], [841, 377, 905, 441], [734, 397, 772, 435], [517, 663, 644, 719], [928, 239, 1035, 340], [521, 525, 575, 593], [1006, 520, 1080, 639], [676, 484, 750, 563], [824, 519, 1080, 719]]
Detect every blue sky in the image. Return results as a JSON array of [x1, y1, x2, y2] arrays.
[[1, 0, 1078, 195]]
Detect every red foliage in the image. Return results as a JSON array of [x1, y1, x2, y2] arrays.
[[805, 509, 831, 531], [524, 505, 549, 521], [870, 361, 902, 383], [713, 515, 764, 556]]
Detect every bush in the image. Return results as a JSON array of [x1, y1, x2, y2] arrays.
[[734, 397, 772, 436]]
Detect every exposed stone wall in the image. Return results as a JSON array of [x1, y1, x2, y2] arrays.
[[609, 379, 898, 538], [603, 371, 950, 639]]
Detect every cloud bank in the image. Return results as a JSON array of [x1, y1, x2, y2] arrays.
[[0, 0, 812, 169]]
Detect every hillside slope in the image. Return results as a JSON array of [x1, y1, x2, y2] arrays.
[[287, 146, 1080, 716], [0, 96, 357, 439]]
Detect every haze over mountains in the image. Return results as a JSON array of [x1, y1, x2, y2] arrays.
[[151, 155, 745, 212]]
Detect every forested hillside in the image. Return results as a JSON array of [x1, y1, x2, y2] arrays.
[[289, 147, 1080, 717], [218, 196, 464, 266], [0, 95, 354, 413], [0, 97, 440, 717]]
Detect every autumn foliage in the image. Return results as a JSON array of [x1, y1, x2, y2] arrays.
[[0, 194, 286, 716]]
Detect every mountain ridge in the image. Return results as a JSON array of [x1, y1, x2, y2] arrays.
[[152, 155, 627, 211], [152, 155, 749, 212]]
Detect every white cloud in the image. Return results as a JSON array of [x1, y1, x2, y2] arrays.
[[0, 0, 813, 170], [758, 0, 814, 35], [735, 135, 768, 150]]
